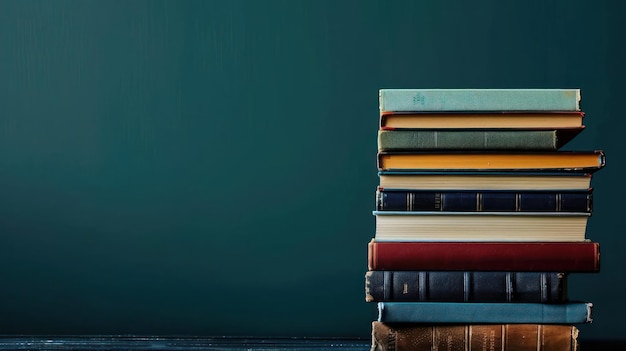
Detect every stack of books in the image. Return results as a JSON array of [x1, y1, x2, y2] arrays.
[[365, 89, 606, 351]]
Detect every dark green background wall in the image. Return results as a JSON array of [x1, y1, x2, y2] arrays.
[[0, 0, 623, 340]]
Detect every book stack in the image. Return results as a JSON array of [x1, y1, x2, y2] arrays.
[[365, 89, 606, 351]]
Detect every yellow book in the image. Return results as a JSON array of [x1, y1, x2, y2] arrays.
[[377, 151, 605, 172]]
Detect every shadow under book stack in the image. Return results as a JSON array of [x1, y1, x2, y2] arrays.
[[366, 89, 606, 351]]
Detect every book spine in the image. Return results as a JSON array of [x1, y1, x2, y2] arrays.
[[378, 89, 581, 112], [376, 150, 606, 173], [376, 302, 592, 324], [371, 322, 579, 351], [377, 129, 559, 151], [367, 241, 600, 272], [364, 271, 568, 303], [376, 189, 592, 212]]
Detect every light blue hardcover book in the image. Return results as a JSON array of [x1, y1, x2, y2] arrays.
[[379, 89, 581, 112], [377, 302, 593, 324]]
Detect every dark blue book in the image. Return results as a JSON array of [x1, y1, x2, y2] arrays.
[[365, 271, 567, 303], [376, 188, 592, 212], [377, 302, 592, 324]]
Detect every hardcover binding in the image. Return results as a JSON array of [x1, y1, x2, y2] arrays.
[[376, 128, 584, 151], [364, 271, 568, 303], [367, 240, 600, 272], [376, 188, 592, 212], [378, 88, 581, 112], [376, 150, 606, 173], [376, 302, 593, 324], [371, 322, 580, 351]]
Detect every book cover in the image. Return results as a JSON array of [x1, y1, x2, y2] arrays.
[[379, 88, 581, 112], [377, 150, 606, 172], [365, 271, 568, 303], [376, 188, 592, 212], [371, 322, 579, 351], [377, 302, 592, 324], [378, 171, 593, 190], [380, 111, 585, 129], [367, 240, 600, 272], [377, 128, 583, 151], [373, 211, 590, 242]]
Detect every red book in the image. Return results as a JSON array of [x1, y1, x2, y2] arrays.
[[367, 240, 600, 272]]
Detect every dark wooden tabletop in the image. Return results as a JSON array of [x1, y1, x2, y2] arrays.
[[0, 336, 624, 351]]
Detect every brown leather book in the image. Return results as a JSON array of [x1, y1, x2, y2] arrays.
[[371, 322, 579, 351]]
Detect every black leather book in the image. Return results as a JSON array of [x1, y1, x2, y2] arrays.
[[376, 188, 592, 212], [365, 271, 568, 303]]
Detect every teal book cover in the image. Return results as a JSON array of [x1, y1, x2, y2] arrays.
[[377, 302, 593, 324], [379, 88, 581, 112]]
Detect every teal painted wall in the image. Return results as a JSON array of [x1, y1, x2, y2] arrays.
[[0, 0, 623, 340]]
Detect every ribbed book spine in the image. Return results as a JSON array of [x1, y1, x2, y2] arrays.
[[364, 271, 568, 303], [376, 189, 592, 212], [371, 322, 579, 351]]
